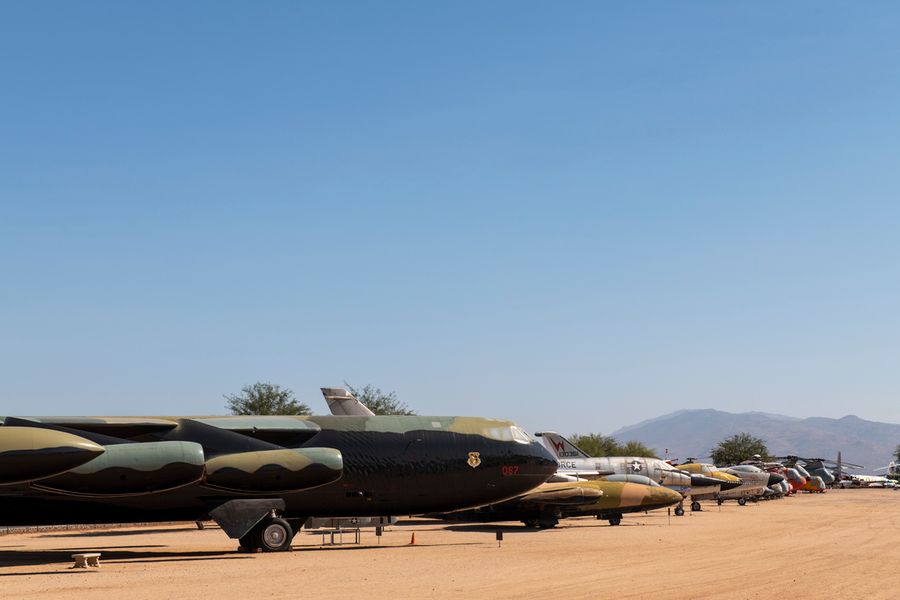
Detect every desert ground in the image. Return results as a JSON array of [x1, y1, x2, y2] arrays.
[[1, 489, 898, 599]]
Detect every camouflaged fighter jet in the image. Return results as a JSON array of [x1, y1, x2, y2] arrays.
[[535, 432, 723, 516], [432, 477, 683, 528], [0, 411, 556, 552]]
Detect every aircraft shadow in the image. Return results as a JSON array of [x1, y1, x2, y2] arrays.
[[38, 527, 199, 538], [0, 548, 251, 570], [290, 541, 483, 552]]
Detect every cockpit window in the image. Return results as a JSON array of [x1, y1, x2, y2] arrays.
[[511, 426, 533, 444]]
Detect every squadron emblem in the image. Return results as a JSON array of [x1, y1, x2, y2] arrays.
[[467, 451, 482, 468]]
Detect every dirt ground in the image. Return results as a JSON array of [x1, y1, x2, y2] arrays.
[[1, 489, 898, 600]]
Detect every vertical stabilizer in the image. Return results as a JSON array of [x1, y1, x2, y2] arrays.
[[321, 388, 376, 417], [535, 432, 592, 459]]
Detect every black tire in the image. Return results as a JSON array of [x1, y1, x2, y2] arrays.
[[674, 506, 685, 516], [523, 519, 540, 529], [737, 497, 747, 506], [716, 498, 724, 506], [537, 518, 558, 529], [255, 517, 294, 552], [691, 501, 701, 512], [608, 515, 622, 526]]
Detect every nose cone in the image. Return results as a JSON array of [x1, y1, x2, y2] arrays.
[[690, 473, 723, 488], [650, 485, 685, 508], [767, 473, 784, 486], [718, 478, 743, 491], [817, 470, 835, 484]]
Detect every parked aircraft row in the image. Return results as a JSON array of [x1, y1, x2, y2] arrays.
[[0, 388, 886, 552]]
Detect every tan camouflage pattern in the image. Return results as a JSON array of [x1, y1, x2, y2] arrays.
[[0, 427, 106, 485], [520, 480, 683, 512], [204, 447, 343, 492], [4, 416, 522, 442]]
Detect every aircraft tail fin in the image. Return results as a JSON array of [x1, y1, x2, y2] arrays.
[[535, 432, 592, 459], [321, 388, 376, 416]]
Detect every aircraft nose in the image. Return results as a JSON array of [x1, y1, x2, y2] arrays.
[[767, 473, 784, 486], [690, 474, 723, 488], [656, 486, 684, 506], [530, 441, 559, 473], [718, 479, 743, 491]]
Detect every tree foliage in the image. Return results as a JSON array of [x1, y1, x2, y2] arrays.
[[895, 444, 900, 462], [710, 432, 771, 466], [344, 383, 415, 415], [570, 433, 656, 457], [224, 382, 311, 416]]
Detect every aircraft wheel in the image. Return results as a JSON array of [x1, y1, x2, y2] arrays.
[[716, 498, 724, 506], [674, 506, 685, 516], [608, 515, 622, 526], [737, 497, 747, 506], [523, 519, 540, 529], [247, 517, 294, 552], [691, 501, 701, 512], [537, 518, 558, 529]]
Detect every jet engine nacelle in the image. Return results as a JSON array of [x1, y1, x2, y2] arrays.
[[204, 447, 343, 493], [0, 427, 106, 485], [33, 441, 206, 496], [603, 474, 660, 487]]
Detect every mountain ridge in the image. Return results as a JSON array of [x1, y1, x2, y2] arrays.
[[609, 409, 899, 472]]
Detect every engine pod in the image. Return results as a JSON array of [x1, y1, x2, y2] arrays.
[[205, 447, 343, 493], [34, 441, 205, 496], [0, 427, 106, 485]]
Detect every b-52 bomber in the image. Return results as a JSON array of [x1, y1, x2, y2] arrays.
[[0, 409, 557, 552]]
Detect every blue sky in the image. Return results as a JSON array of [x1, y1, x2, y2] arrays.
[[2, 2, 900, 434]]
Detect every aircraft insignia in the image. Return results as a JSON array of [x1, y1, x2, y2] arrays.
[[468, 452, 482, 468], [630, 460, 643, 472]]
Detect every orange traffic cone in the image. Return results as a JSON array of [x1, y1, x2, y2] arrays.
[[409, 532, 416, 545]]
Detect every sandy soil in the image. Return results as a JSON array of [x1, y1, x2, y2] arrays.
[[1, 489, 898, 600]]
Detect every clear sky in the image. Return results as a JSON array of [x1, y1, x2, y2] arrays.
[[2, 2, 900, 434]]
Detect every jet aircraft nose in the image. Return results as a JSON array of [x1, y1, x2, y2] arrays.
[[767, 473, 784, 486], [718, 479, 743, 491], [646, 485, 684, 509], [690, 474, 723, 488]]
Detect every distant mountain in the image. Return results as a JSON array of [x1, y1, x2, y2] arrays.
[[611, 409, 899, 473]]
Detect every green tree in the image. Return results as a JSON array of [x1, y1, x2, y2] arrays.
[[710, 432, 771, 466], [344, 383, 415, 415], [618, 440, 658, 458], [224, 382, 311, 416], [570, 433, 656, 457], [894, 444, 900, 462]]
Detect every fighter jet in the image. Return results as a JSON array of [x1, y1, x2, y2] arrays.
[[0, 411, 557, 552], [718, 464, 784, 505], [535, 432, 723, 515], [432, 477, 683, 528], [673, 461, 743, 509]]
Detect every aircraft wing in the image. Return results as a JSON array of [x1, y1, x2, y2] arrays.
[[321, 388, 376, 416]]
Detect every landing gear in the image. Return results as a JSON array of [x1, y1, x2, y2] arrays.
[[690, 501, 702, 512], [607, 514, 622, 526], [523, 517, 558, 529], [240, 517, 294, 552], [716, 498, 724, 506], [737, 497, 747, 506], [674, 504, 685, 517]]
